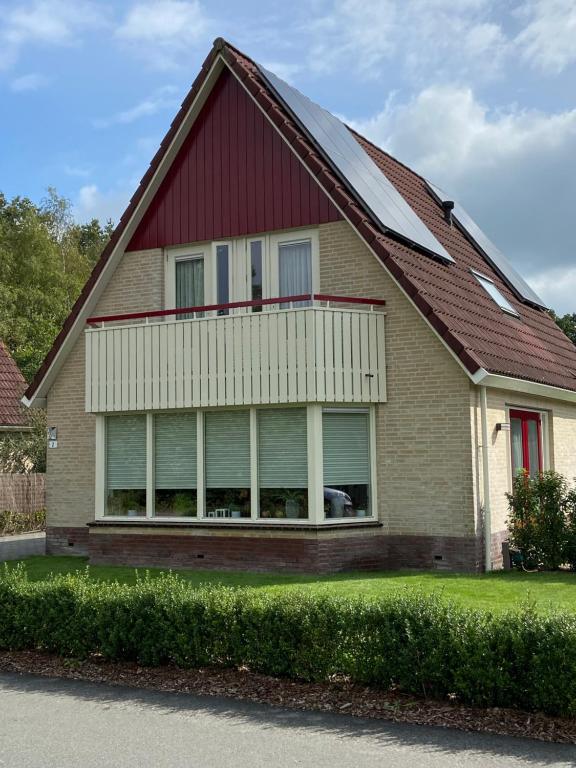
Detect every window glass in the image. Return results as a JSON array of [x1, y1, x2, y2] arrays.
[[511, 417, 523, 476], [472, 271, 519, 316], [527, 419, 540, 478], [250, 241, 263, 312], [323, 411, 370, 519], [216, 245, 229, 315], [205, 410, 251, 518], [176, 257, 204, 319], [258, 408, 308, 519], [154, 413, 197, 517], [279, 240, 312, 307], [106, 415, 147, 516]]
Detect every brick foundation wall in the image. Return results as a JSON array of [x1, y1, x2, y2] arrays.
[[87, 526, 483, 573], [490, 529, 509, 570], [46, 526, 90, 556]]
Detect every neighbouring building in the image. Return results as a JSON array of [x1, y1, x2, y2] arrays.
[[22, 39, 576, 572], [0, 340, 28, 437]]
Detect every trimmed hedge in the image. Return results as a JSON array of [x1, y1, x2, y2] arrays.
[[1, 565, 576, 717]]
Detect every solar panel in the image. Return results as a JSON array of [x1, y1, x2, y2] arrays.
[[257, 65, 453, 264], [425, 181, 547, 309]]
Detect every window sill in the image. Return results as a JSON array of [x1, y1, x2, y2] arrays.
[[88, 519, 382, 532]]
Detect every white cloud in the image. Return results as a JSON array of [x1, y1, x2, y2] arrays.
[[74, 184, 129, 223], [9, 72, 49, 91], [305, 0, 508, 83], [515, 0, 576, 75], [116, 0, 211, 69], [529, 266, 576, 316], [0, 0, 105, 71], [93, 85, 179, 128], [350, 85, 576, 307]]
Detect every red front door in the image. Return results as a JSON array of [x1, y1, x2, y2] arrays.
[[510, 409, 543, 478]]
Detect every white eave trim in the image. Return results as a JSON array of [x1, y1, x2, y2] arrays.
[[472, 368, 576, 404]]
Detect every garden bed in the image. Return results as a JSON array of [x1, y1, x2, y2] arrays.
[[0, 650, 574, 744]]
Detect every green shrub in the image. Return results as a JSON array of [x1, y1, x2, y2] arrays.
[[566, 488, 576, 571], [507, 471, 575, 570], [0, 509, 46, 536], [1, 564, 576, 717]]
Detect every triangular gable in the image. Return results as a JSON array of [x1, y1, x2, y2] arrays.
[[128, 68, 341, 251], [24, 37, 576, 406]]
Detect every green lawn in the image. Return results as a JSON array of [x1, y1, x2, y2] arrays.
[[4, 555, 576, 614]]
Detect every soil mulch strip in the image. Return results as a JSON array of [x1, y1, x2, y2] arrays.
[[0, 650, 574, 744]]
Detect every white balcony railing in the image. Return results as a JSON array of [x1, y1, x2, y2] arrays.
[[85, 295, 386, 412]]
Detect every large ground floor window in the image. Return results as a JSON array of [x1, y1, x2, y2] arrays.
[[98, 405, 375, 523]]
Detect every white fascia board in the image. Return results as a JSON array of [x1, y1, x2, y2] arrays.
[[25, 55, 227, 408], [473, 369, 576, 404]]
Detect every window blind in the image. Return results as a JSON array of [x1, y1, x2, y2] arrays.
[[205, 410, 250, 488], [106, 415, 146, 490], [323, 411, 370, 485], [155, 413, 197, 489], [258, 408, 307, 488]]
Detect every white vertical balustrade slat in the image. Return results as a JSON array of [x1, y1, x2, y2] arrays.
[[85, 308, 386, 412]]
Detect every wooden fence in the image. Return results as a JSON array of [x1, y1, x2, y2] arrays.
[[0, 474, 46, 513]]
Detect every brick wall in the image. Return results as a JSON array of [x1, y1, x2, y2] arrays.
[[319, 221, 477, 553], [46, 249, 163, 530], [86, 525, 479, 572], [472, 387, 576, 566]]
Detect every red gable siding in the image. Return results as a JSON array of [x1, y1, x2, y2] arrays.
[[127, 68, 341, 251]]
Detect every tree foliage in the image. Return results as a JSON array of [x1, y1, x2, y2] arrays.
[[0, 410, 47, 474], [0, 189, 112, 382], [550, 310, 576, 345]]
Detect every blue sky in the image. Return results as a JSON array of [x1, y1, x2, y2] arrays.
[[1, 0, 576, 312]]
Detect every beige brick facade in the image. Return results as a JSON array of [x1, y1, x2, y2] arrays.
[[44, 218, 576, 570], [473, 388, 576, 538], [319, 220, 477, 540], [46, 249, 163, 528]]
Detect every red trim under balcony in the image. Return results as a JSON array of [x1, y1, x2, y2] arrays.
[[86, 294, 386, 326]]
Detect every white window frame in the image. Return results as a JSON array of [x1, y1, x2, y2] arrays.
[[471, 269, 520, 317], [268, 229, 320, 300], [165, 243, 213, 314], [505, 404, 550, 491], [164, 228, 320, 315], [95, 404, 377, 526]]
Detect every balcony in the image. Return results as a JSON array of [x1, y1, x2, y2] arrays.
[[85, 295, 386, 413]]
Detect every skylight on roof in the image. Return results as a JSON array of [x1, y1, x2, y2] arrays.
[[472, 270, 519, 317]]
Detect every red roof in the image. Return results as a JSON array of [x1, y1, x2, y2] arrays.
[[0, 340, 27, 427], [25, 38, 576, 402]]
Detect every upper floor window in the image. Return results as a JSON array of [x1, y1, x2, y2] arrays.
[[472, 270, 519, 317], [166, 228, 319, 314], [278, 240, 312, 305], [176, 255, 204, 320]]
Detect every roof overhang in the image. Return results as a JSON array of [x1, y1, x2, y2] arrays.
[[472, 368, 576, 403]]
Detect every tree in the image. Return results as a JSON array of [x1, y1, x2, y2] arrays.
[[0, 190, 112, 381], [0, 410, 47, 473], [551, 311, 576, 345]]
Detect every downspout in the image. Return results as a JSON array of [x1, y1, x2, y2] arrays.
[[480, 386, 492, 572]]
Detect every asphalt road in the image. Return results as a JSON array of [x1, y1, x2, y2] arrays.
[[0, 673, 574, 767]]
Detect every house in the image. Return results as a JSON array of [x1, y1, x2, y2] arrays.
[[0, 340, 28, 437], [22, 39, 576, 573]]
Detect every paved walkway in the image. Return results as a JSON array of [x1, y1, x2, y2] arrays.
[[0, 673, 574, 767]]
